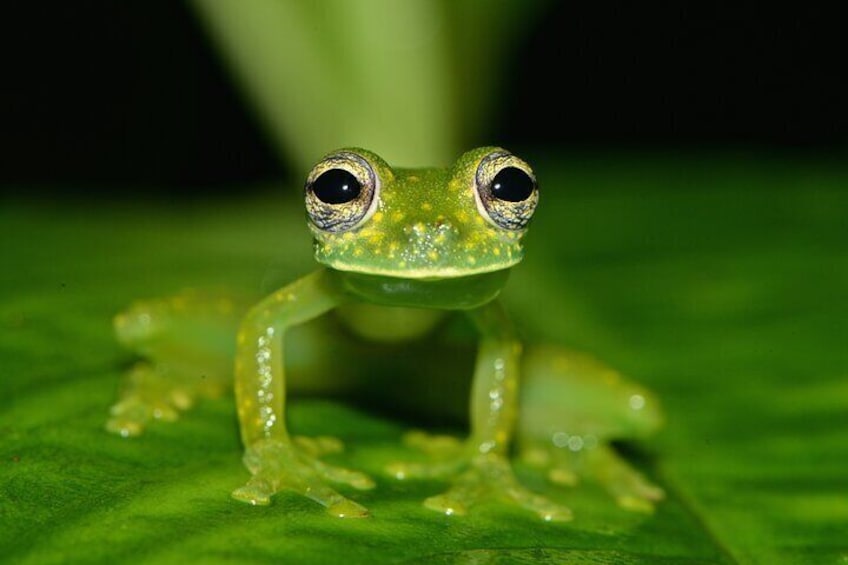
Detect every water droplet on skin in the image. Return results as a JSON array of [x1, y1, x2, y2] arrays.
[[567, 436, 584, 452], [552, 431, 568, 448], [629, 394, 646, 411]]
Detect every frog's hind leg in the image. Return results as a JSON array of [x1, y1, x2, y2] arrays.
[[520, 439, 664, 513], [516, 346, 665, 513], [107, 292, 243, 437]]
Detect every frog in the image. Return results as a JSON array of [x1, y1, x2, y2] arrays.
[[108, 147, 664, 520]]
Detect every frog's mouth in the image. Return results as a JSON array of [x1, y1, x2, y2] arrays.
[[323, 258, 520, 280], [334, 268, 512, 310]]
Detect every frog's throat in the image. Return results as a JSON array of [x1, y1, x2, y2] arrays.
[[331, 269, 511, 310]]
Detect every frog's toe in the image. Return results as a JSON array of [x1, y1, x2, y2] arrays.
[[386, 458, 465, 480], [293, 435, 344, 457], [503, 485, 573, 522], [585, 445, 665, 513], [547, 467, 579, 486], [313, 459, 375, 490], [326, 498, 369, 518], [403, 430, 463, 455], [105, 413, 145, 438], [423, 492, 469, 516], [617, 495, 656, 514], [518, 444, 579, 486], [610, 476, 665, 513], [231, 477, 275, 506], [167, 387, 194, 411], [386, 430, 467, 480]]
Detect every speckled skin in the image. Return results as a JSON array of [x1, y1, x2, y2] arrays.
[[109, 148, 664, 521], [311, 148, 527, 278]]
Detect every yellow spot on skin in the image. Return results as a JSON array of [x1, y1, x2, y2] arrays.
[[372, 211, 384, 223], [367, 231, 384, 245], [475, 216, 485, 226], [493, 247, 501, 256], [421, 202, 432, 211], [427, 250, 439, 261], [353, 247, 363, 257], [467, 255, 477, 265], [391, 211, 405, 223]]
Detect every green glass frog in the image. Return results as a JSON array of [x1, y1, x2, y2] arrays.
[[108, 147, 664, 520]]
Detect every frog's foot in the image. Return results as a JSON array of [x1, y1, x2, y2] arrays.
[[385, 430, 467, 480], [387, 432, 572, 521], [425, 453, 572, 521], [232, 438, 374, 518], [520, 442, 664, 513], [587, 445, 665, 513], [106, 363, 219, 437]]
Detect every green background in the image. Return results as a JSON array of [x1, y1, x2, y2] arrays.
[[3, 154, 846, 564]]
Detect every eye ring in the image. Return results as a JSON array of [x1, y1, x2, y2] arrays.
[[474, 151, 539, 231], [305, 151, 381, 232]]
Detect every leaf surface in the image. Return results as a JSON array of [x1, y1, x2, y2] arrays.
[[2, 156, 846, 564]]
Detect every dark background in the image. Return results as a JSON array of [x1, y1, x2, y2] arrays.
[[3, 2, 844, 192]]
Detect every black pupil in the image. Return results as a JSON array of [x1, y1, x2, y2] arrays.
[[312, 169, 361, 204], [491, 167, 534, 202]]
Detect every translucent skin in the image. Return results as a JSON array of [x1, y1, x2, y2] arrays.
[[109, 148, 664, 520]]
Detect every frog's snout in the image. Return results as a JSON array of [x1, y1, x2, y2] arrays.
[[404, 217, 460, 248]]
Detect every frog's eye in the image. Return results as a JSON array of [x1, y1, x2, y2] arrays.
[[474, 151, 539, 230], [305, 151, 380, 232]]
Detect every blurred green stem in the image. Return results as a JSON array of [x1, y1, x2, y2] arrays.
[[190, 0, 547, 172], [191, 0, 454, 170]]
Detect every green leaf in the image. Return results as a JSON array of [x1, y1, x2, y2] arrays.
[[2, 155, 847, 563]]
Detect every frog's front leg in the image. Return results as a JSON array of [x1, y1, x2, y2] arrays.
[[231, 268, 374, 517], [390, 300, 572, 522]]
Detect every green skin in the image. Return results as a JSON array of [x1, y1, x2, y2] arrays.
[[109, 147, 664, 520]]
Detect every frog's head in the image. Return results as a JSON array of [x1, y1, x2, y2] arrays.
[[304, 147, 539, 280]]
